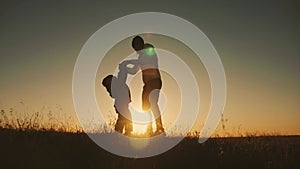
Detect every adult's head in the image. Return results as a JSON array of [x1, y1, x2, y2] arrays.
[[132, 35, 144, 51]]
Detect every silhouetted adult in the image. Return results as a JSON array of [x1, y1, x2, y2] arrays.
[[120, 36, 164, 135]]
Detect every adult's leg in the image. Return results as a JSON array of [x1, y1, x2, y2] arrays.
[[142, 86, 153, 135], [143, 79, 164, 134], [149, 88, 164, 133]]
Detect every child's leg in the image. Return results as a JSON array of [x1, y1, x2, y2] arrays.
[[114, 109, 124, 134], [124, 119, 132, 136], [119, 113, 132, 135], [122, 108, 132, 136]]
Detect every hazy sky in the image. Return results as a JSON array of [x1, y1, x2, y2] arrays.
[[0, 0, 299, 135]]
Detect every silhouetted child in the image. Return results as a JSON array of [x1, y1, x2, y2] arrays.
[[102, 64, 132, 136]]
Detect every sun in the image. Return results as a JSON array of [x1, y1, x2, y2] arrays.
[[129, 104, 156, 136], [132, 123, 148, 135]]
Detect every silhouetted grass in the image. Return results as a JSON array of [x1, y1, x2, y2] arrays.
[[0, 127, 299, 169], [0, 107, 299, 169]]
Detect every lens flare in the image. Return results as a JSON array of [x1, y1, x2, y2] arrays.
[[145, 47, 155, 56]]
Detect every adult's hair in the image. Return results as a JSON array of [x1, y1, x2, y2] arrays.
[[132, 36, 144, 51], [144, 43, 154, 49]]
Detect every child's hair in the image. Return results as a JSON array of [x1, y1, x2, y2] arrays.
[[102, 75, 113, 93], [132, 35, 144, 51]]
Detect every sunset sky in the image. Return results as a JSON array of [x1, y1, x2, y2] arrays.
[[0, 1, 299, 136]]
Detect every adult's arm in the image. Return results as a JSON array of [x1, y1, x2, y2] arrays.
[[119, 59, 140, 75]]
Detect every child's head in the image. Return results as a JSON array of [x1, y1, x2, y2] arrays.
[[102, 75, 113, 96], [132, 35, 144, 51]]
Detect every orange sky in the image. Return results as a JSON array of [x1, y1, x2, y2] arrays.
[[0, 1, 299, 136]]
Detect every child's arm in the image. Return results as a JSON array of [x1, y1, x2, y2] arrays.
[[117, 66, 128, 84]]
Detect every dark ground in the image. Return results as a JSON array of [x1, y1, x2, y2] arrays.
[[0, 128, 299, 169]]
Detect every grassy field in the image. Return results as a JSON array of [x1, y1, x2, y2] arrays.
[[0, 128, 299, 169]]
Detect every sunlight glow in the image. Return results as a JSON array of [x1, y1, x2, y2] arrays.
[[129, 137, 150, 149], [129, 104, 155, 135]]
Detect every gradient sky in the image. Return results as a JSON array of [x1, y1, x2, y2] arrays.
[[0, 0, 299, 135]]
